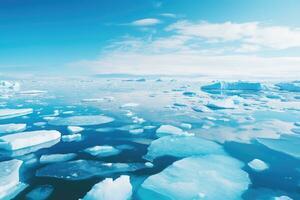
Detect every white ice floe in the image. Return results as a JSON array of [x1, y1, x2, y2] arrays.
[[40, 153, 77, 164], [67, 126, 84, 134], [62, 134, 82, 142], [25, 185, 54, 200], [257, 134, 300, 159], [0, 123, 26, 135], [33, 122, 47, 127], [84, 145, 120, 157], [0, 108, 33, 119], [180, 123, 192, 129], [36, 160, 145, 181], [138, 155, 250, 200], [276, 82, 300, 92], [0, 159, 28, 200], [156, 125, 193, 137], [49, 115, 114, 126], [129, 129, 144, 134], [82, 175, 132, 200], [248, 159, 269, 172], [144, 136, 224, 161], [18, 90, 47, 95], [201, 81, 263, 92], [206, 98, 235, 110], [274, 195, 293, 200], [0, 130, 61, 151]]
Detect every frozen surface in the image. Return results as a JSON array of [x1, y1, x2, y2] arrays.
[[82, 175, 132, 200], [36, 159, 145, 180], [0, 108, 33, 119], [0, 123, 26, 135], [144, 136, 224, 161], [49, 115, 114, 126], [138, 155, 250, 200]]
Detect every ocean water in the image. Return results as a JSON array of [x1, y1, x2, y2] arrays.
[[0, 77, 300, 200]]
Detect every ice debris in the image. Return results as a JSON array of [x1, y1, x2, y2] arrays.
[[62, 134, 82, 142], [84, 145, 121, 157], [248, 159, 269, 172], [82, 175, 132, 200]]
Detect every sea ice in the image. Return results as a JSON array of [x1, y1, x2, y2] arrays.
[[18, 90, 47, 95], [276, 82, 300, 92], [0, 108, 33, 119], [0, 130, 61, 151], [144, 136, 224, 161], [180, 123, 192, 129], [40, 153, 77, 164], [129, 128, 144, 134], [25, 185, 54, 200], [156, 125, 193, 137], [121, 103, 139, 108], [84, 145, 121, 157], [248, 159, 269, 172], [82, 175, 132, 200], [201, 81, 263, 92], [206, 98, 235, 109], [0, 159, 28, 200], [138, 155, 250, 200], [62, 134, 82, 142], [0, 123, 26, 135], [67, 126, 84, 134], [182, 91, 196, 97], [257, 134, 300, 159], [36, 159, 145, 181], [49, 115, 114, 126]]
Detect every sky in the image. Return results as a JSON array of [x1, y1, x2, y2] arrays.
[[1, 0, 300, 77]]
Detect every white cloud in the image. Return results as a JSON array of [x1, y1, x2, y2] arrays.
[[166, 21, 300, 50], [130, 18, 161, 26]]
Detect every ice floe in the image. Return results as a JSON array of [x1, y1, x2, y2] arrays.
[[36, 159, 145, 180], [206, 98, 235, 109], [84, 145, 121, 157], [62, 134, 82, 142], [67, 126, 84, 134], [0, 123, 26, 135], [49, 115, 114, 126], [0, 159, 28, 200], [82, 175, 132, 200], [138, 155, 250, 200], [144, 136, 224, 161], [248, 159, 269, 172], [0, 130, 61, 151], [25, 185, 54, 200], [0, 108, 33, 119], [156, 125, 193, 137], [40, 153, 77, 164]]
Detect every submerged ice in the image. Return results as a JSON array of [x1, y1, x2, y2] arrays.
[[49, 115, 114, 126]]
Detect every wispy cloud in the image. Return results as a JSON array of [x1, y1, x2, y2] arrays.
[[130, 18, 161, 26]]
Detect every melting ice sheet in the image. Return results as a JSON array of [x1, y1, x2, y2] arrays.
[[0, 78, 299, 200]]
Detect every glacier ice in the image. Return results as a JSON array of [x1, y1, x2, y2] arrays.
[[156, 125, 193, 137], [84, 145, 121, 157], [0, 159, 28, 200], [0, 108, 33, 119], [49, 115, 114, 126], [248, 159, 269, 172], [82, 175, 132, 200], [36, 159, 145, 180], [201, 81, 263, 92], [67, 125, 84, 134], [0, 123, 26, 135], [0, 130, 61, 151], [144, 136, 224, 161], [25, 185, 54, 200], [40, 153, 77, 164], [138, 155, 250, 200]]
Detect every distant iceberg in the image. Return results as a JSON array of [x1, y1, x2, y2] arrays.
[[201, 81, 263, 91]]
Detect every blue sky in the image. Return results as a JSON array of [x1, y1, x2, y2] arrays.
[[1, 0, 300, 76]]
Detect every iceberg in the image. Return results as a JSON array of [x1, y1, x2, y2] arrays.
[[40, 153, 77, 164], [0, 108, 33, 119], [201, 81, 263, 92], [25, 185, 54, 200], [84, 145, 121, 157], [257, 134, 300, 159], [82, 175, 132, 200], [0, 159, 28, 200], [248, 159, 269, 172], [138, 155, 250, 200], [156, 125, 193, 137], [62, 134, 82, 142], [49, 115, 114, 126], [144, 136, 224, 161], [67, 126, 84, 134], [36, 159, 145, 181], [0, 130, 61, 151], [0, 123, 26, 135]]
